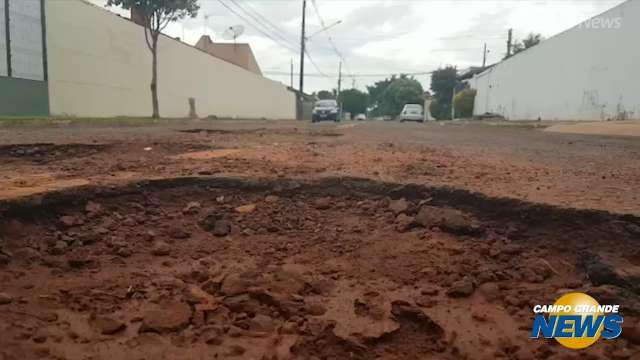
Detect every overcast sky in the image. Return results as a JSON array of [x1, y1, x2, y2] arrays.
[[91, 0, 625, 93]]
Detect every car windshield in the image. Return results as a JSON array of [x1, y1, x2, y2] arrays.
[[316, 100, 337, 107], [404, 105, 422, 110]]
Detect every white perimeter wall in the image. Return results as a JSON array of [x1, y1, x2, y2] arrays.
[[45, 0, 296, 119], [470, 0, 640, 121]]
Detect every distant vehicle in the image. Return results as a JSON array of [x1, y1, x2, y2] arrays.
[[312, 99, 340, 122], [355, 113, 367, 121], [399, 104, 424, 123]]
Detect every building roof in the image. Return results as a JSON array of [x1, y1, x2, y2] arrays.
[[195, 35, 262, 76]]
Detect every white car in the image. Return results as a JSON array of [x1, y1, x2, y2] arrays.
[[399, 104, 424, 122], [355, 113, 367, 121]]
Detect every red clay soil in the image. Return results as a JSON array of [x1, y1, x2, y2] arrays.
[[0, 177, 639, 359]]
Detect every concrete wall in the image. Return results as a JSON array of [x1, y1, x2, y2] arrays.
[[45, 0, 295, 119], [470, 0, 640, 121]]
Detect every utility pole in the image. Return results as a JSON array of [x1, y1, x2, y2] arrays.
[[506, 28, 513, 58], [482, 43, 487, 67], [337, 59, 342, 119], [299, 0, 307, 94], [290, 58, 294, 88]]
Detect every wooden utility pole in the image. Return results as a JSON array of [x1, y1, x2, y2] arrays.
[[299, 0, 307, 93], [506, 28, 513, 58]]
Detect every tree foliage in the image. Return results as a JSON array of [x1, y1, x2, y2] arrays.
[[366, 75, 423, 117], [381, 78, 424, 116], [453, 89, 476, 118], [106, 0, 200, 118], [429, 66, 457, 120], [366, 76, 398, 116], [316, 90, 335, 100], [507, 33, 543, 59], [338, 88, 369, 117]]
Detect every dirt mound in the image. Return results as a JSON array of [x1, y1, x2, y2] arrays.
[[0, 143, 109, 163]]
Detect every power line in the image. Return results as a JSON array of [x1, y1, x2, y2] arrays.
[[309, 0, 342, 59], [215, 0, 299, 54], [227, 0, 300, 51], [264, 70, 434, 78]]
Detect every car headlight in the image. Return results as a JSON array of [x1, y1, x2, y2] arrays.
[[331, 109, 338, 113]]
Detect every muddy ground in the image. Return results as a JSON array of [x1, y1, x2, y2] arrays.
[[1, 119, 640, 359]]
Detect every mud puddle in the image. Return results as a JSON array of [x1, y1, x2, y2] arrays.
[[0, 177, 639, 359]]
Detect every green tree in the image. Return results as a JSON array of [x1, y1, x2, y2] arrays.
[[381, 77, 424, 116], [107, 0, 200, 118], [366, 75, 397, 116], [430, 66, 457, 120], [338, 88, 368, 117], [316, 90, 335, 100]]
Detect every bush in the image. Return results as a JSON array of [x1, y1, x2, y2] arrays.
[[429, 100, 451, 120], [453, 89, 477, 118]]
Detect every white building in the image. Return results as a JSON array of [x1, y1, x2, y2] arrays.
[[469, 0, 640, 121]]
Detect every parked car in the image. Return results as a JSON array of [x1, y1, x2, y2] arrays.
[[355, 113, 367, 121], [398, 104, 424, 122], [312, 100, 340, 122]]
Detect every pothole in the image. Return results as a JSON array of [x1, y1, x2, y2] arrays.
[[0, 177, 638, 359], [0, 143, 109, 163]]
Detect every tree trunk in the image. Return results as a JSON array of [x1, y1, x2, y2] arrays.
[[150, 36, 160, 119]]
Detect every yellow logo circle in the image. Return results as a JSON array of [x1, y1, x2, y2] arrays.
[[550, 292, 603, 349]]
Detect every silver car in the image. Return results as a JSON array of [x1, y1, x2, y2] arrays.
[[399, 104, 424, 122]]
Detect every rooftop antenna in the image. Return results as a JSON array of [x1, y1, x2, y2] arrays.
[[223, 25, 245, 50]]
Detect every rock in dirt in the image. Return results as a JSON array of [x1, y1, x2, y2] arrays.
[[313, 197, 332, 210], [389, 198, 410, 214], [151, 241, 171, 256], [580, 254, 631, 288], [446, 278, 475, 298], [167, 227, 191, 239], [85, 201, 103, 215], [394, 213, 415, 232], [139, 302, 192, 333], [67, 256, 96, 269], [478, 282, 501, 302], [0, 292, 13, 305], [415, 206, 484, 236], [182, 201, 201, 214], [59, 215, 79, 228], [235, 204, 257, 214], [390, 300, 444, 335], [0, 252, 11, 266], [91, 315, 126, 335], [211, 220, 232, 237], [264, 195, 280, 203]]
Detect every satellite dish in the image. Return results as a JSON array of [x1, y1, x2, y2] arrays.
[[223, 25, 245, 44]]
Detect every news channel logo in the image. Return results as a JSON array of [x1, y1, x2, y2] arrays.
[[530, 292, 623, 349]]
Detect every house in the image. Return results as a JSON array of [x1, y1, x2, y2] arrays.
[[194, 35, 262, 76]]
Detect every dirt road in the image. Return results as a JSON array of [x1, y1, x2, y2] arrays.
[[1, 119, 639, 359]]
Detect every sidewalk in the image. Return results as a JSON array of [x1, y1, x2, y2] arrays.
[[544, 120, 640, 137]]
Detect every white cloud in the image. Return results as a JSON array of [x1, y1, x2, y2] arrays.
[[88, 0, 626, 93]]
